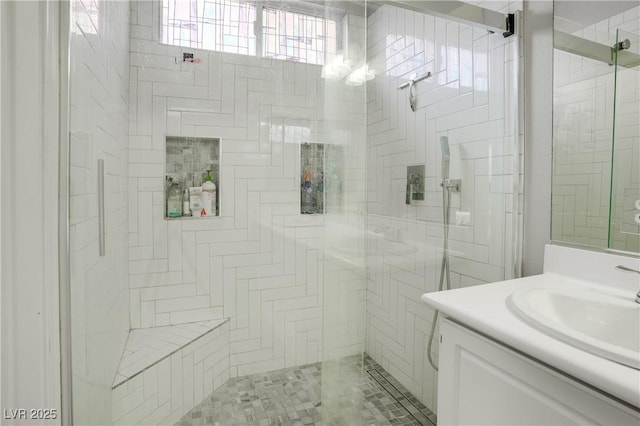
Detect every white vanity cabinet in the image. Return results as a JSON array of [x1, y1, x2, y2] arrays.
[[437, 318, 640, 426]]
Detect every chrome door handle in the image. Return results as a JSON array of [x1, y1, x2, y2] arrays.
[[98, 159, 105, 256]]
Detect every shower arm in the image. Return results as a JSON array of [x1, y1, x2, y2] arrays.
[[397, 72, 432, 90], [399, 73, 431, 111]]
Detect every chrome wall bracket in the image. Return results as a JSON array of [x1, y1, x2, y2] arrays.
[[441, 179, 461, 193], [555, 31, 640, 68], [503, 13, 515, 38]]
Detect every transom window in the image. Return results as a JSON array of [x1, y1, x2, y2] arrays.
[[161, 0, 338, 65]]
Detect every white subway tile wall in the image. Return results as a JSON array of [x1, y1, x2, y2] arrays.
[[365, 2, 522, 414], [553, 6, 640, 252], [69, 0, 131, 424], [128, 0, 366, 384]]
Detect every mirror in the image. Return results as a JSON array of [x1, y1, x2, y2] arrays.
[[552, 1, 640, 253]]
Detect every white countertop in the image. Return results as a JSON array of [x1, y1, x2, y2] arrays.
[[422, 272, 640, 409]]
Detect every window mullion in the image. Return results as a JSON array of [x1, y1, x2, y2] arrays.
[[254, 2, 264, 58]]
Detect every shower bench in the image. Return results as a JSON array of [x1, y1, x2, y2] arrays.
[[111, 318, 230, 425]]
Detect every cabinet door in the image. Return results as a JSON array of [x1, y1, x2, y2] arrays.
[[438, 318, 640, 426]]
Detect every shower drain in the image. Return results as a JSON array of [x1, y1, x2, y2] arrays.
[[366, 368, 437, 426]]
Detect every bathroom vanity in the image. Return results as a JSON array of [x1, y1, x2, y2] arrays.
[[423, 245, 640, 425], [437, 319, 638, 425]]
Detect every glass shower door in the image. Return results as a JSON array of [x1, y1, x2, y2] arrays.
[[66, 1, 131, 424], [609, 29, 640, 252], [318, 3, 368, 424], [357, 1, 522, 424]]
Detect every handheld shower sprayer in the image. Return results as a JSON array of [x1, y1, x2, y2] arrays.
[[440, 136, 450, 181], [427, 135, 456, 372], [439, 136, 459, 192], [428, 136, 462, 371]]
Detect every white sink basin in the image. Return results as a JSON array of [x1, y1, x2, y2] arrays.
[[508, 286, 640, 370]]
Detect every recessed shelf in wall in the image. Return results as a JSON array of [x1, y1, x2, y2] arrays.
[[165, 136, 220, 220], [300, 142, 343, 215]]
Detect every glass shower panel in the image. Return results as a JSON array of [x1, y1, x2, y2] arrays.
[[62, 0, 524, 423], [365, 1, 522, 420], [609, 29, 640, 252], [66, 0, 370, 421], [67, 0, 131, 424], [318, 4, 368, 424], [552, 26, 618, 249]]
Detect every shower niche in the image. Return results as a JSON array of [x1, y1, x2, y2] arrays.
[[300, 142, 343, 214], [165, 136, 220, 219]]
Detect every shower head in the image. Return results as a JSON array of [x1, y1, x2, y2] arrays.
[[440, 136, 450, 180]]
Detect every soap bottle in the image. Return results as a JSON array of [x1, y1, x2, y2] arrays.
[[182, 189, 191, 216], [166, 180, 182, 218], [301, 170, 313, 214], [189, 187, 203, 217], [202, 170, 217, 216]]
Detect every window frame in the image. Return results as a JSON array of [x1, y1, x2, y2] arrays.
[[157, 0, 344, 65]]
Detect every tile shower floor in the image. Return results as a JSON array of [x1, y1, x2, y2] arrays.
[[177, 354, 437, 426]]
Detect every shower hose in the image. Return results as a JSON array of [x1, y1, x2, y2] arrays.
[[427, 184, 452, 371]]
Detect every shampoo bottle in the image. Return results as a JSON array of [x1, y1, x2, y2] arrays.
[[189, 187, 203, 217], [202, 170, 217, 216], [182, 189, 190, 216], [301, 170, 313, 214]]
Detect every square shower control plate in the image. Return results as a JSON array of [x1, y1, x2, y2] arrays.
[[407, 165, 425, 201]]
